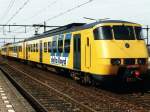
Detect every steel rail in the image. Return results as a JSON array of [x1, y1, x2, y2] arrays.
[[0, 63, 97, 112]]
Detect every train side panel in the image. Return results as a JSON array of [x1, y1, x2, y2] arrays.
[[27, 40, 40, 63]]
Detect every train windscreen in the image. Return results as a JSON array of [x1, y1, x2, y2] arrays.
[[93, 26, 113, 40], [134, 27, 143, 40], [93, 25, 143, 40], [113, 25, 135, 40]]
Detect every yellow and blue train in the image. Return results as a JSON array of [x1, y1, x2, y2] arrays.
[[1, 20, 149, 84]]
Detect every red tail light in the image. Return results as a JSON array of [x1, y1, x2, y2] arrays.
[[134, 71, 140, 78]]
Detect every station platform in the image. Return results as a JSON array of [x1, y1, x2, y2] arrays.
[[0, 70, 35, 112]]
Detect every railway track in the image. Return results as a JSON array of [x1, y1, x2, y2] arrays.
[[0, 64, 97, 112], [0, 58, 150, 112]]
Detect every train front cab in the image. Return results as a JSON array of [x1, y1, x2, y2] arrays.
[[90, 22, 148, 82]]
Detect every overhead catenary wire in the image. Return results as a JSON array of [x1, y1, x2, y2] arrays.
[[24, 0, 94, 33], [10, 0, 94, 34], [5, 0, 31, 25], [45, 0, 94, 22], [0, 0, 16, 22], [0, 0, 31, 33], [12, 0, 59, 32], [18, 0, 59, 23], [0, 0, 94, 45]]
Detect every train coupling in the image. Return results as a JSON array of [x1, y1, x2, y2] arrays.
[[126, 70, 142, 82], [118, 66, 142, 83]]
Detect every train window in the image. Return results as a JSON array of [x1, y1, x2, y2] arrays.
[[87, 38, 89, 46], [36, 43, 38, 52], [13, 47, 15, 52], [74, 39, 76, 52], [78, 38, 81, 52], [28, 45, 31, 52], [30, 45, 31, 52], [27, 45, 28, 52], [34, 44, 36, 52], [52, 41, 57, 53], [34, 44, 35, 52], [33, 44, 34, 52], [44, 42, 47, 52], [20, 46, 22, 52], [14, 46, 17, 52], [64, 33, 71, 53], [64, 39, 70, 53], [26, 45, 28, 52], [93, 26, 113, 40], [135, 27, 143, 40], [31, 44, 33, 52], [32, 44, 34, 52], [29, 45, 31, 52], [28, 45, 30, 52], [58, 35, 64, 53], [113, 25, 135, 40], [48, 42, 52, 52], [30, 45, 32, 52], [16, 46, 18, 52], [19, 46, 22, 52], [15, 46, 17, 52]]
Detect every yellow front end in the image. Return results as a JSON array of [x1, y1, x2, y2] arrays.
[[90, 23, 148, 76], [91, 40, 148, 75]]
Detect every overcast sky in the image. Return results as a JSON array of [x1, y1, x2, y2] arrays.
[[0, 0, 150, 45]]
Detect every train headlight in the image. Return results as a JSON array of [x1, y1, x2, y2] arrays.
[[111, 59, 121, 65], [137, 58, 146, 65]]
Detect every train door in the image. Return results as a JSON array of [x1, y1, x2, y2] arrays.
[[17, 46, 19, 58], [6, 46, 9, 56], [85, 37, 91, 68], [39, 40, 43, 63], [23, 42, 25, 59], [26, 43, 28, 60], [73, 34, 81, 70]]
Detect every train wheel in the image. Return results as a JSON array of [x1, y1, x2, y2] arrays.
[[80, 74, 92, 85]]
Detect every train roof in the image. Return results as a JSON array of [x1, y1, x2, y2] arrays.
[[10, 20, 140, 44]]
